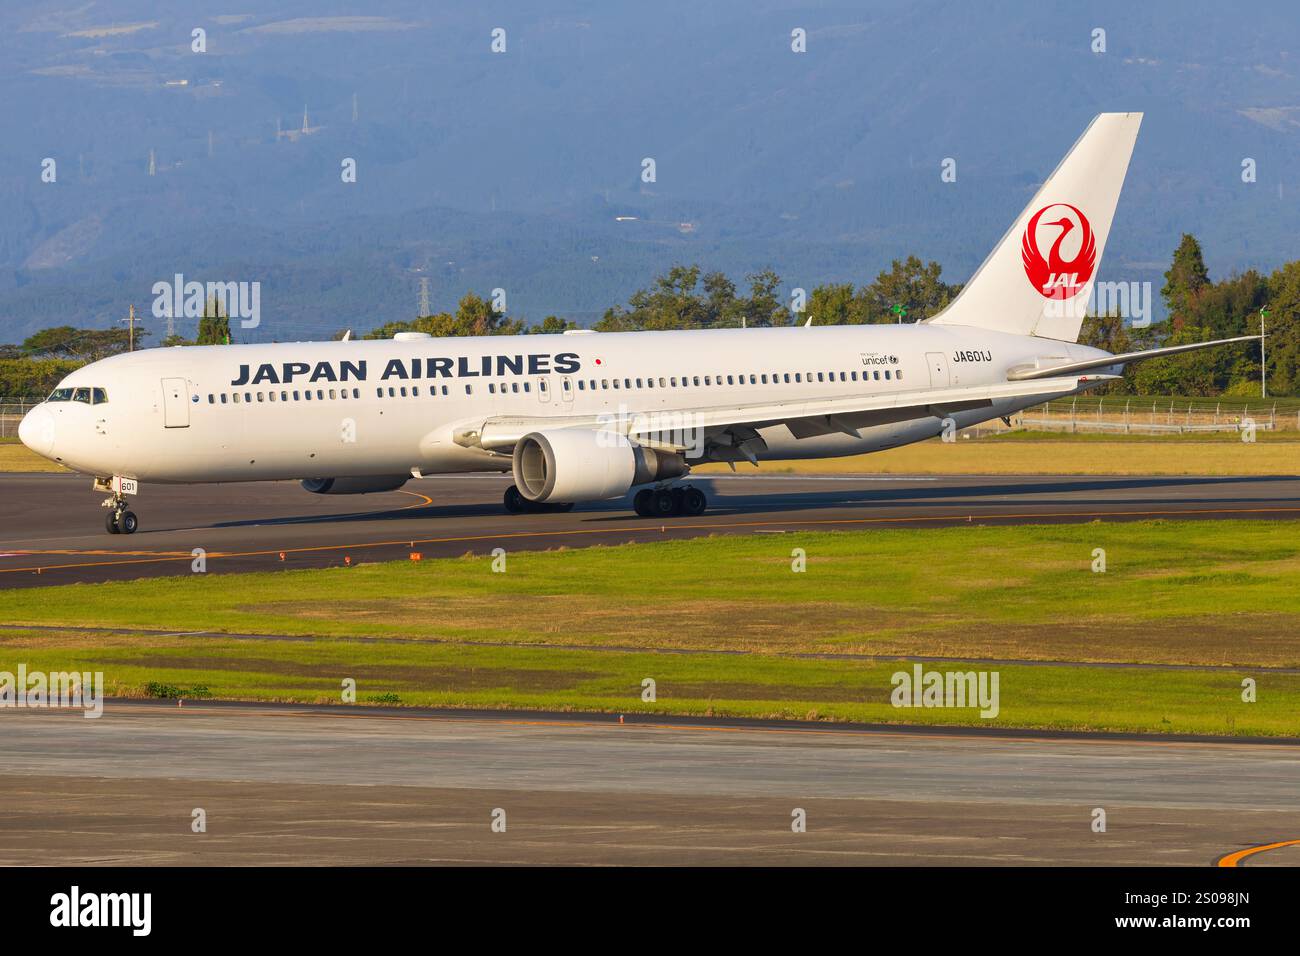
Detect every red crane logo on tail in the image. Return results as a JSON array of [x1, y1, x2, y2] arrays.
[[1021, 203, 1096, 299]]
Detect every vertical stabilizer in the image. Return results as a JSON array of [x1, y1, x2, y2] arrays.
[[928, 112, 1142, 342]]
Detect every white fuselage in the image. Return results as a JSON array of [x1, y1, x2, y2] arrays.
[[21, 324, 1106, 485]]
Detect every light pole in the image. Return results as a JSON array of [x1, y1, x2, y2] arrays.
[[1260, 307, 1269, 398]]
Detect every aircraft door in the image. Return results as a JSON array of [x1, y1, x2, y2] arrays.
[[925, 352, 950, 389], [161, 377, 190, 428]]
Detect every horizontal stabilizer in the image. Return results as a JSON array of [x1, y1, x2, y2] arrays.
[[1006, 335, 1260, 381]]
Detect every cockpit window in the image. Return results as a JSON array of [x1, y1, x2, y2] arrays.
[[92, 388, 108, 404], [48, 388, 74, 402], [73, 388, 92, 404]]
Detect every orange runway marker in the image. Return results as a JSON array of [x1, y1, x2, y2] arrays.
[[1216, 839, 1300, 867]]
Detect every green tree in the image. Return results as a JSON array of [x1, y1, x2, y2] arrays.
[[1262, 261, 1300, 396], [527, 315, 577, 334], [0, 358, 82, 397], [1161, 234, 1210, 331], [196, 297, 232, 345], [364, 291, 524, 339], [22, 326, 141, 362], [860, 256, 961, 323]]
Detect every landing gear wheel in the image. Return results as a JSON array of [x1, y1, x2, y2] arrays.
[[504, 485, 526, 514], [633, 489, 654, 517], [106, 511, 121, 534], [682, 487, 707, 516], [118, 511, 139, 535], [650, 488, 677, 518], [549, 502, 575, 513]]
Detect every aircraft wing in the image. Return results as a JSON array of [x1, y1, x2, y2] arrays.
[[454, 374, 1107, 454]]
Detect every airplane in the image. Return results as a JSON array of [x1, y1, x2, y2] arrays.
[[19, 112, 1258, 535]]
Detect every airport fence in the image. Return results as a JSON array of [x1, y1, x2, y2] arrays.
[[1016, 396, 1299, 435], [0, 399, 39, 439]]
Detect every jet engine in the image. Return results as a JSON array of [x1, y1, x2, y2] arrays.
[[512, 429, 686, 503], [300, 476, 410, 495]]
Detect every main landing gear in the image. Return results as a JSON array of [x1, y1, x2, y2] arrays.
[[503, 485, 575, 514], [632, 484, 707, 518]]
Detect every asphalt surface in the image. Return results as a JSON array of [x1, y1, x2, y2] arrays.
[[2, 702, 1297, 865], [1, 471, 1297, 587]]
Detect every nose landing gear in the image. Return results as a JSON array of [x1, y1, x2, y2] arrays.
[[104, 506, 139, 535], [95, 477, 140, 534]]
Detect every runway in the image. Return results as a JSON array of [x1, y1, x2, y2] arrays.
[[1, 471, 1297, 586], [1, 701, 1297, 865]]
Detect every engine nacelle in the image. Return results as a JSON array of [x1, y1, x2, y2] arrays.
[[512, 429, 686, 503], [301, 476, 409, 495]]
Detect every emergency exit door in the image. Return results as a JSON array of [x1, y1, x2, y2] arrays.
[[161, 377, 190, 428]]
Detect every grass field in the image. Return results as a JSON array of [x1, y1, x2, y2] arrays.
[[4, 520, 1298, 736], [0, 440, 65, 472], [697, 433, 1299, 476]]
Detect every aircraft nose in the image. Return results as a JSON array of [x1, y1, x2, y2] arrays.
[[18, 405, 55, 457]]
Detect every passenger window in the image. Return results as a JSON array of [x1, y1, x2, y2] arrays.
[[220, 394, 228, 404], [409, 387, 416, 397], [329, 389, 337, 399], [233, 393, 242, 404], [465, 384, 473, 394], [884, 370, 891, 380], [489, 383, 497, 394], [207, 394, 214, 404], [512, 383, 519, 393], [578, 380, 585, 390], [896, 370, 903, 381], [873, 371, 880, 381], [658, 378, 666, 388], [269, 392, 277, 402]]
